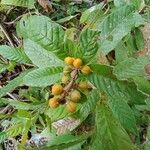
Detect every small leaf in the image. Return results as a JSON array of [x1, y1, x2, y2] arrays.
[[23, 67, 63, 87]]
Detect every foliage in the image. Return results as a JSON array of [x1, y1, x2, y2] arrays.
[[0, 0, 150, 149]]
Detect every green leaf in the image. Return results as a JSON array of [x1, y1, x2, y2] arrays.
[[99, 5, 144, 54], [1, 0, 35, 8], [0, 45, 30, 63], [0, 124, 24, 143], [24, 39, 64, 68], [78, 90, 99, 120], [23, 67, 63, 87], [133, 77, 150, 95], [115, 41, 128, 63], [17, 15, 67, 59], [88, 64, 147, 104], [113, 56, 149, 80], [77, 29, 99, 63], [135, 28, 145, 50], [108, 95, 137, 134], [0, 69, 33, 98], [114, 0, 127, 7], [80, 3, 104, 24], [91, 103, 134, 150], [45, 105, 68, 122]]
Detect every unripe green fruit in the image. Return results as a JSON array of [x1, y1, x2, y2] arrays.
[[51, 84, 63, 95], [63, 66, 72, 74], [70, 90, 81, 102], [62, 76, 69, 84], [66, 101, 77, 113], [78, 81, 89, 89]]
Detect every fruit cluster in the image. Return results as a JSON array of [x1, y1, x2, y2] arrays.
[[48, 57, 92, 113]]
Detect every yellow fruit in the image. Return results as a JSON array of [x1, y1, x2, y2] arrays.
[[78, 81, 89, 89], [66, 101, 77, 113], [70, 90, 81, 102], [49, 98, 59, 108], [51, 84, 63, 95], [81, 66, 91, 75], [64, 57, 75, 65], [62, 76, 69, 84], [63, 66, 72, 74], [73, 58, 82, 68]]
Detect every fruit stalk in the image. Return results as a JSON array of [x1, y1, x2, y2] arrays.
[[59, 69, 78, 101]]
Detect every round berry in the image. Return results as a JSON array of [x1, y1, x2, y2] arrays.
[[64, 57, 75, 65], [66, 101, 77, 113], [70, 90, 81, 102], [73, 58, 82, 68], [81, 65, 91, 75], [62, 76, 69, 84], [49, 98, 59, 108], [78, 81, 89, 89], [51, 84, 63, 95], [63, 66, 72, 74]]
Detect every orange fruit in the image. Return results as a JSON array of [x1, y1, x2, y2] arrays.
[[49, 98, 59, 108], [51, 84, 63, 95]]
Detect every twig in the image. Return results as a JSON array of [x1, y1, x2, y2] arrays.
[[59, 69, 79, 101], [0, 23, 14, 47]]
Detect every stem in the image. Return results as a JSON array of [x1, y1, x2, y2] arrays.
[[59, 69, 79, 101], [0, 23, 14, 47]]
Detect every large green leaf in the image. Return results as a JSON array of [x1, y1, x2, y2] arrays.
[[77, 29, 99, 63], [88, 64, 147, 104], [17, 15, 67, 59], [91, 103, 134, 150], [0, 45, 30, 63], [98, 5, 144, 54], [108, 95, 137, 134], [1, 0, 35, 8], [113, 56, 149, 80], [23, 67, 63, 87], [24, 39, 64, 68]]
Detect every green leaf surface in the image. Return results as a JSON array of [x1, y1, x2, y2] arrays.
[[45, 105, 68, 122], [91, 103, 134, 150], [133, 77, 150, 95], [77, 29, 99, 63], [80, 3, 104, 24], [17, 15, 67, 59], [23, 67, 63, 87], [113, 56, 149, 80], [108, 95, 137, 134], [88, 64, 147, 104], [98, 5, 144, 54], [0, 45, 30, 63], [78, 90, 99, 120], [24, 39, 64, 68], [1, 0, 35, 8]]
